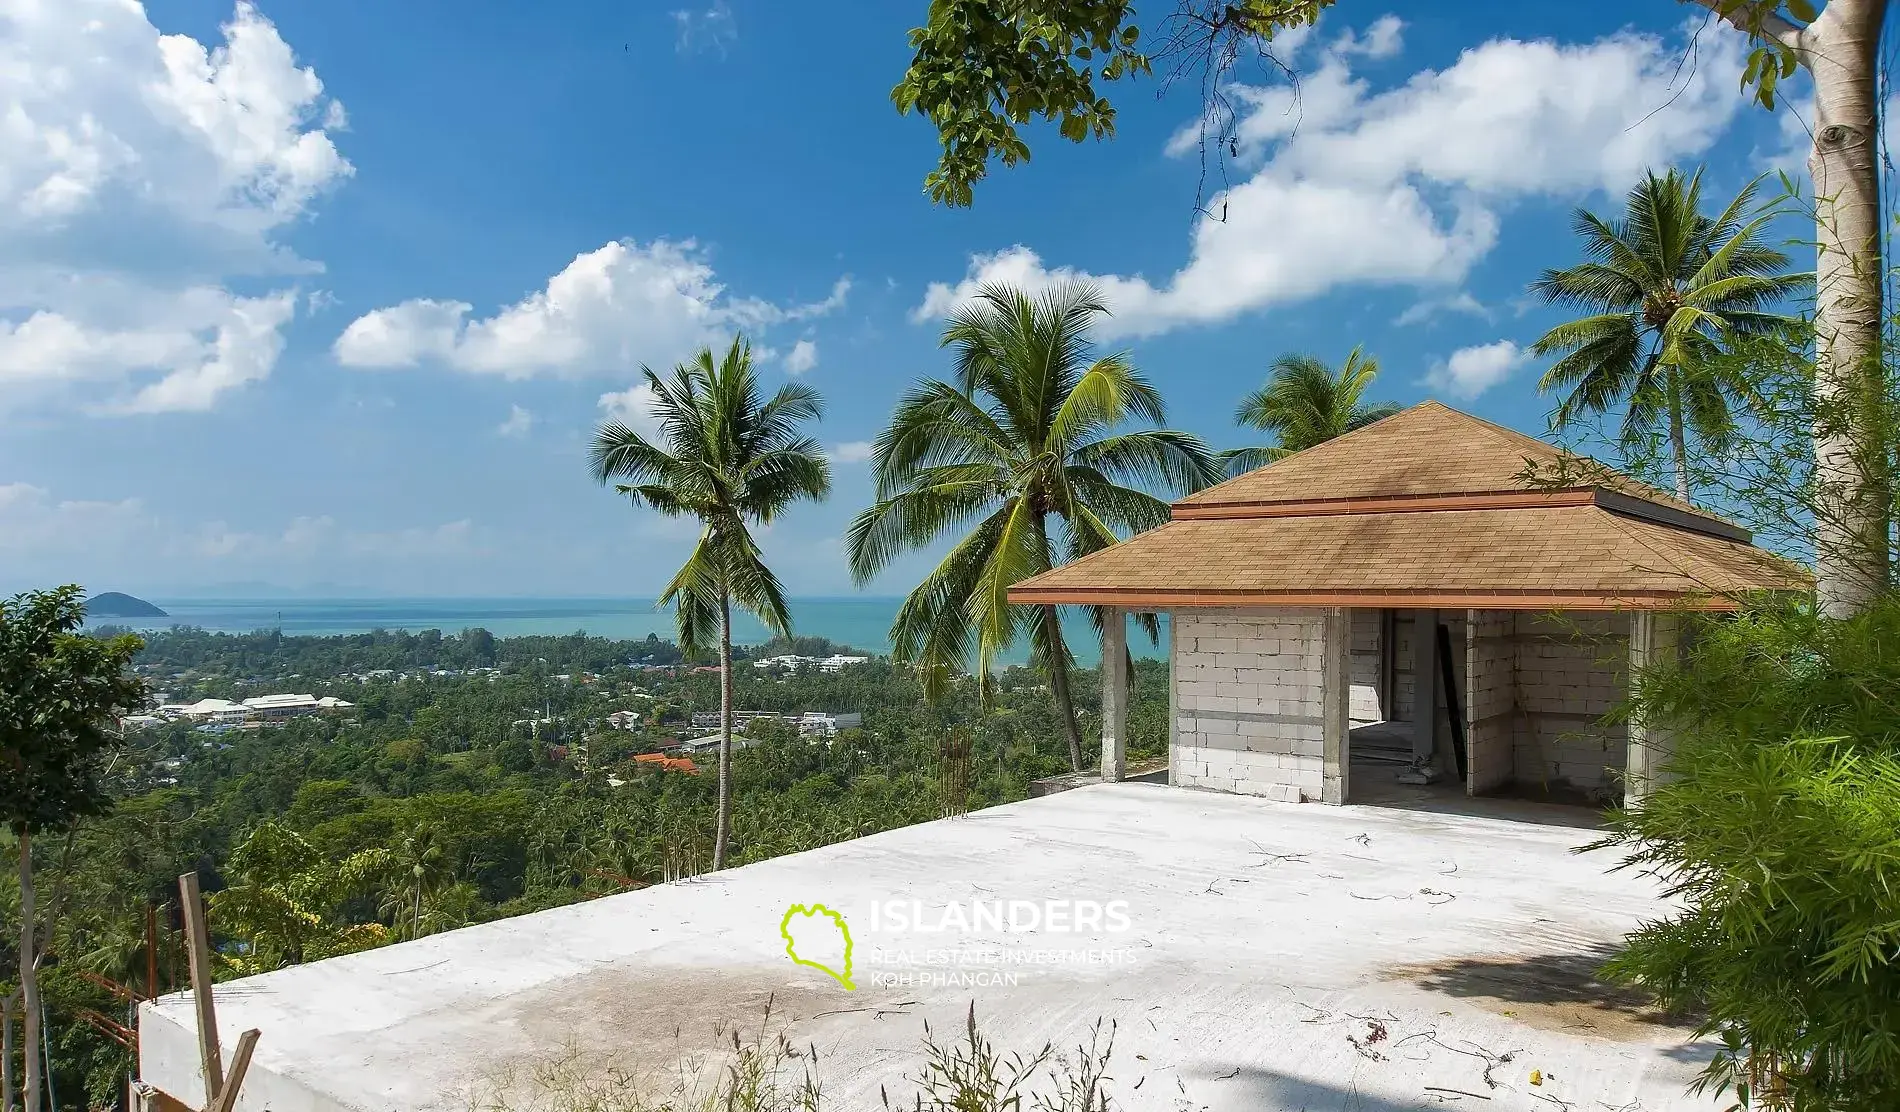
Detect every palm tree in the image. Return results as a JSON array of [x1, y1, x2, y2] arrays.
[[1530, 168, 1807, 502], [1225, 346, 1401, 473], [592, 337, 831, 869], [847, 281, 1221, 772]]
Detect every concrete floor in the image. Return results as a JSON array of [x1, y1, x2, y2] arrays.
[[141, 784, 1715, 1111]]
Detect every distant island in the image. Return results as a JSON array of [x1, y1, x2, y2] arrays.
[[84, 592, 168, 618]]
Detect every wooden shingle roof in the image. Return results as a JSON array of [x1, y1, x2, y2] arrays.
[[1010, 402, 1809, 611]]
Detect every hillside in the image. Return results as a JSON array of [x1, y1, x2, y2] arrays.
[[83, 591, 168, 618]]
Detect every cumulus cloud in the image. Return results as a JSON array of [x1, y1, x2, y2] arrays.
[[338, 240, 848, 379], [497, 405, 534, 438], [598, 382, 664, 440], [922, 20, 1746, 340], [0, 285, 296, 413], [1426, 340, 1525, 399], [830, 441, 875, 464], [784, 339, 818, 375], [0, 1, 349, 413]]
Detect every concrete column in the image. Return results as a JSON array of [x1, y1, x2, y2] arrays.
[[1321, 607, 1352, 804], [1100, 607, 1128, 783], [1410, 608, 1438, 767], [1625, 610, 1679, 808]]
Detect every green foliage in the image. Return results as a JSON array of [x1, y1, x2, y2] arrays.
[[0, 585, 146, 835], [1530, 168, 1807, 501], [22, 617, 1171, 1107], [1596, 599, 1900, 1110], [591, 334, 833, 869], [1224, 346, 1400, 474], [847, 281, 1218, 769], [210, 820, 392, 973], [893, 1, 1806, 205], [892, 0, 1335, 206], [591, 335, 832, 658]]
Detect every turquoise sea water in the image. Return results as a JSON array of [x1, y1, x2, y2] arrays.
[[109, 597, 1162, 666]]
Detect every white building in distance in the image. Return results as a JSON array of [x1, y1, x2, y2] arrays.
[[751, 654, 869, 673]]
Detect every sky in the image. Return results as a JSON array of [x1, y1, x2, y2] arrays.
[[0, 0, 1818, 599]]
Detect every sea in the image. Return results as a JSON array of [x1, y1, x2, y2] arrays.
[[104, 597, 1163, 667]]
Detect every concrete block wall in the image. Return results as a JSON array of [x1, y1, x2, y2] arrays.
[[1512, 612, 1630, 798], [1172, 608, 1328, 802], [1348, 608, 1384, 724], [1464, 610, 1516, 794], [1391, 614, 1417, 722]]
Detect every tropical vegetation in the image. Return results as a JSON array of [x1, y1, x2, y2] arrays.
[[2, 587, 145, 1112], [591, 337, 832, 869], [1529, 168, 1806, 502], [847, 280, 1221, 771], [2, 617, 1174, 1108], [1224, 346, 1400, 473]]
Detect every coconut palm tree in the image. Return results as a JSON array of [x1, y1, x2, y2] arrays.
[[847, 281, 1222, 771], [1530, 168, 1807, 502], [1225, 347, 1401, 473], [591, 337, 831, 870]]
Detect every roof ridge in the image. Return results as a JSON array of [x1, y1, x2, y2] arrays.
[[1426, 404, 1744, 530]]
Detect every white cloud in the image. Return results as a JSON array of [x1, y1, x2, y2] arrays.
[[1426, 340, 1525, 399], [0, 1, 348, 414], [0, 482, 479, 583], [830, 441, 875, 464], [0, 286, 295, 413], [1336, 14, 1404, 60], [497, 404, 534, 438], [672, 2, 737, 56], [784, 339, 818, 375], [0, 482, 147, 552], [924, 20, 1745, 340], [598, 382, 663, 440], [339, 240, 848, 379], [1, 0, 349, 241], [1394, 290, 1488, 327]]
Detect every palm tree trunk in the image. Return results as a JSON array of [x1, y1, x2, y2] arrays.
[[17, 831, 39, 1112], [1667, 372, 1691, 504], [712, 589, 734, 871], [1041, 605, 1086, 773], [1804, 0, 1889, 616]]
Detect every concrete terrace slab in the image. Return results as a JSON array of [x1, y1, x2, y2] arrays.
[[140, 784, 1717, 1111]]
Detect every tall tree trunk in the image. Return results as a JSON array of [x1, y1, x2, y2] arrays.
[[1041, 605, 1086, 772], [2, 989, 17, 1112], [17, 832, 38, 1112], [1668, 372, 1692, 504], [712, 589, 734, 871], [1805, 0, 1890, 615]]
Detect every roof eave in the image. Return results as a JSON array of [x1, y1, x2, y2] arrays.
[[1005, 585, 1776, 611]]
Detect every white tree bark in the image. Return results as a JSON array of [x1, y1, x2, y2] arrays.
[[1687, 0, 1890, 614], [1804, 0, 1889, 615]]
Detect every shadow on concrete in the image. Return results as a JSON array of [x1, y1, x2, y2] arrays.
[[1392, 945, 1696, 1042], [1191, 1066, 1435, 1111], [1347, 756, 1607, 831]]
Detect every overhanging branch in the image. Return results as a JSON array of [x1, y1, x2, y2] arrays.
[[1681, 0, 1806, 54]]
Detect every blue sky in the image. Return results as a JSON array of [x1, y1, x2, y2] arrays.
[[0, 0, 1810, 598]]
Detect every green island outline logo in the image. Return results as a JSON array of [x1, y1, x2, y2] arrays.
[[779, 902, 856, 990]]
